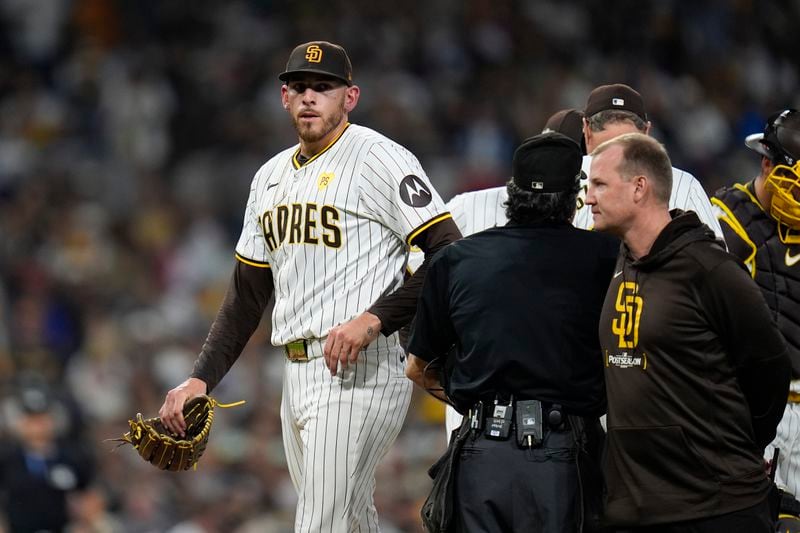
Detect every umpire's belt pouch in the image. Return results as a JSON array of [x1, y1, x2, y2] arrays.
[[421, 416, 470, 533], [285, 340, 309, 362]]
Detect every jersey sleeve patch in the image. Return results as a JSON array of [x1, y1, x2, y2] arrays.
[[235, 253, 271, 268], [399, 175, 433, 207]]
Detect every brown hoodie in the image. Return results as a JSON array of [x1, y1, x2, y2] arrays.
[[600, 210, 790, 526]]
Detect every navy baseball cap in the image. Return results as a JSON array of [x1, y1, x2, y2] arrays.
[[512, 132, 583, 193], [585, 83, 647, 122], [279, 41, 354, 86]]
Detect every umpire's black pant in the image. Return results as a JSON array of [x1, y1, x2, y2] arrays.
[[452, 425, 580, 532]]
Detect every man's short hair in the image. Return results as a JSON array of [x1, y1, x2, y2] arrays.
[[593, 132, 673, 205], [586, 109, 648, 133]]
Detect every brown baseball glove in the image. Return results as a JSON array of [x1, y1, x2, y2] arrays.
[[113, 395, 244, 471]]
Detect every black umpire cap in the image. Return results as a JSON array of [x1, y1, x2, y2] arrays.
[[279, 41, 354, 86], [512, 132, 583, 193]]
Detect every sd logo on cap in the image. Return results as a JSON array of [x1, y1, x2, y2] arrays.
[[279, 41, 354, 86]]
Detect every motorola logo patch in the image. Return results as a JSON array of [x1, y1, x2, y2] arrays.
[[399, 175, 432, 207]]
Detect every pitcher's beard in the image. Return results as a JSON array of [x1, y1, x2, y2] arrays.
[[294, 108, 345, 145]]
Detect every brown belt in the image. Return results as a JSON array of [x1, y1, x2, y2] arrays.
[[788, 391, 800, 404]]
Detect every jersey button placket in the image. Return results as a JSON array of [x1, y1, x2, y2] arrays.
[[293, 165, 305, 183]]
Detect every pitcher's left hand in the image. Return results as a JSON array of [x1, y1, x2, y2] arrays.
[[323, 312, 381, 375]]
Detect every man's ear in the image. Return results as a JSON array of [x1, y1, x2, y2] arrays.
[[633, 175, 648, 201], [761, 156, 775, 178], [281, 85, 290, 110], [344, 85, 360, 113]]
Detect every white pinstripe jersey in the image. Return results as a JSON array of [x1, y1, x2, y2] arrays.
[[447, 186, 508, 235], [235, 123, 450, 347], [574, 154, 725, 239], [407, 186, 508, 273]]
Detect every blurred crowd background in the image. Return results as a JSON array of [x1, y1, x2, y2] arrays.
[[0, 1, 799, 532]]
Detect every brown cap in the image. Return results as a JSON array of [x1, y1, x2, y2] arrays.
[[584, 83, 647, 121], [542, 108, 585, 154], [278, 41, 353, 86], [512, 132, 583, 193]]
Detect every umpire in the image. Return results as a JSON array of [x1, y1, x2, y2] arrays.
[[407, 132, 619, 532]]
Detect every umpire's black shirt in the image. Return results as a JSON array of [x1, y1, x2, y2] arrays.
[[408, 220, 619, 416]]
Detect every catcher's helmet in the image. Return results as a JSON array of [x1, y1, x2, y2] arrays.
[[745, 109, 800, 167]]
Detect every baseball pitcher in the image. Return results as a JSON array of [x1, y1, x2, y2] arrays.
[[158, 41, 460, 533]]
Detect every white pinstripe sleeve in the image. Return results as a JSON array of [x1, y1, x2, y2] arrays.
[[453, 187, 508, 235], [407, 186, 507, 272], [670, 167, 726, 242], [359, 141, 448, 241], [448, 194, 468, 232], [234, 165, 272, 265]]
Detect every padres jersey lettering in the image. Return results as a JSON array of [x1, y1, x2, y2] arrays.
[[320, 205, 341, 247], [260, 203, 342, 251], [288, 203, 302, 243], [303, 203, 319, 244], [236, 123, 449, 347]]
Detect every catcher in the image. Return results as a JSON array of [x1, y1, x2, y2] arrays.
[[113, 395, 243, 471]]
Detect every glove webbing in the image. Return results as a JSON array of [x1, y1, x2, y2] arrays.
[[110, 397, 245, 471]]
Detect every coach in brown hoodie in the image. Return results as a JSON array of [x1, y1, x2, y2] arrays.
[[586, 132, 791, 531]]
